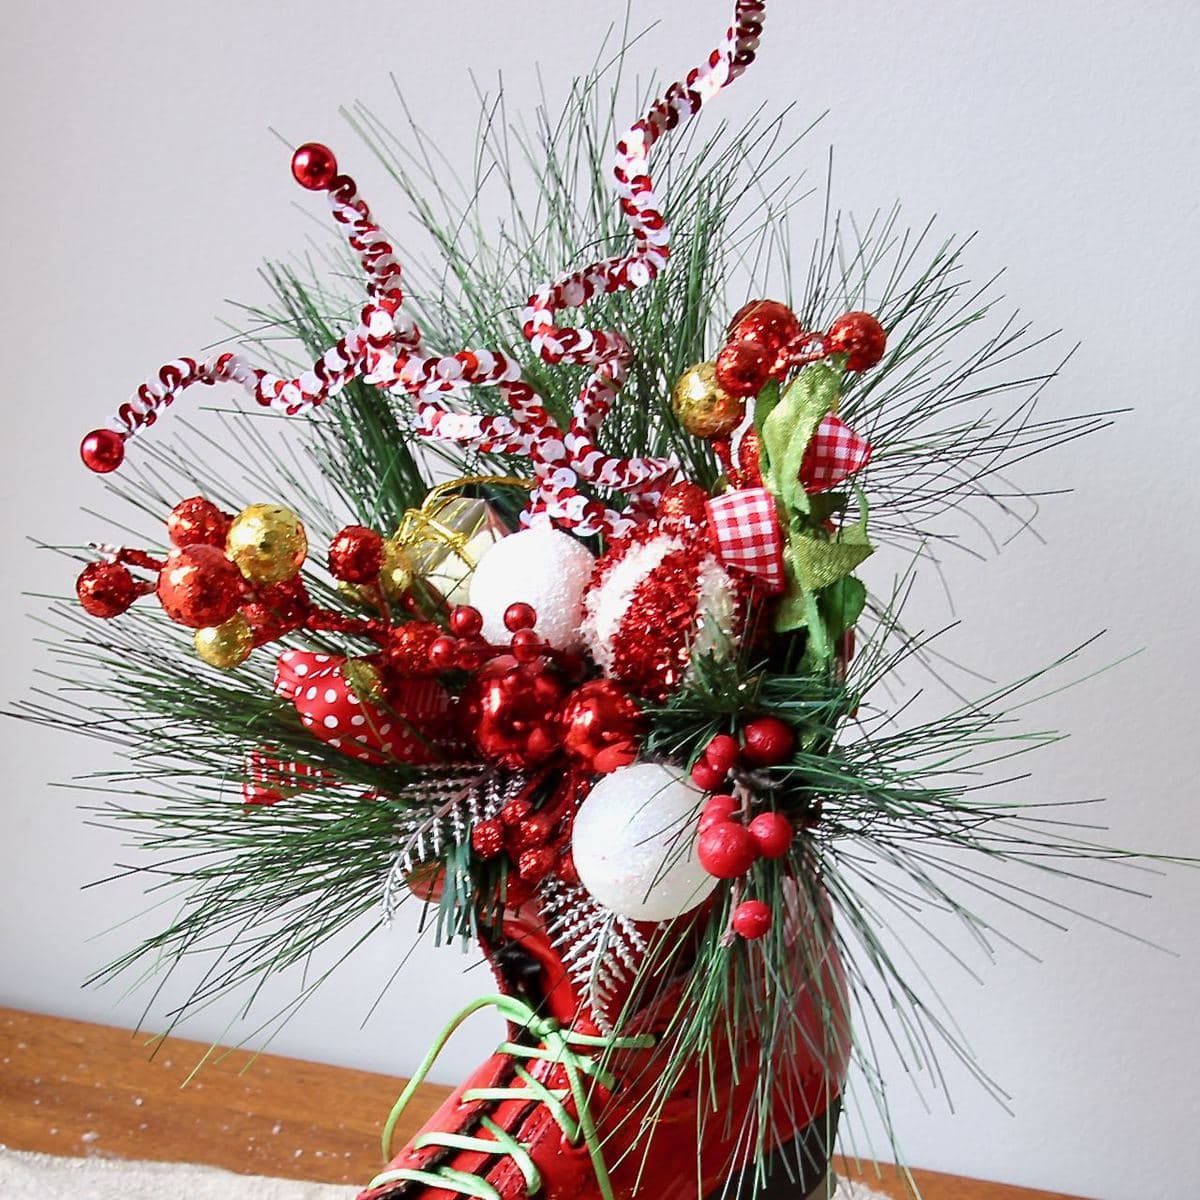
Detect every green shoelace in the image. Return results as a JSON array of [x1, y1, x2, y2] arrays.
[[368, 993, 655, 1200]]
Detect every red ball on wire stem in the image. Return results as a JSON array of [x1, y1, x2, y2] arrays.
[[697, 820, 758, 879], [504, 602, 538, 632], [449, 605, 484, 638], [80, 429, 126, 474], [290, 142, 339, 191], [76, 561, 138, 618], [827, 311, 887, 372], [732, 899, 772, 940], [747, 811, 794, 859]]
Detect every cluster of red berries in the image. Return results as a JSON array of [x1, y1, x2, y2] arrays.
[[429, 603, 563, 673], [714, 299, 887, 401], [689, 717, 796, 791], [470, 788, 578, 901]]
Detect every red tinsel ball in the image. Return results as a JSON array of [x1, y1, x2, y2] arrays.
[[747, 811, 794, 859], [471, 817, 505, 859], [691, 758, 727, 792], [560, 679, 645, 775], [328, 525, 383, 583], [699, 793, 737, 833], [449, 605, 484, 638], [384, 621, 441, 678], [737, 428, 764, 487], [697, 820, 758, 879], [741, 716, 796, 767], [704, 733, 741, 774], [76, 560, 138, 618], [156, 544, 244, 629], [167, 497, 231, 548], [79, 428, 126, 474], [656, 481, 711, 525], [827, 311, 887, 372], [461, 654, 567, 769], [290, 142, 339, 191], [731, 899, 772, 940], [728, 299, 801, 357], [715, 338, 771, 398]]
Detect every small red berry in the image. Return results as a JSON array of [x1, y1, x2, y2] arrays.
[[691, 758, 727, 792], [731, 899, 772, 940], [428, 635, 459, 671], [290, 142, 339, 191], [748, 811, 794, 859], [827, 311, 887, 372], [449, 605, 484, 637], [741, 716, 796, 767], [80, 428, 126, 473], [76, 560, 138, 618], [500, 796, 533, 827], [518, 846, 556, 883], [471, 817, 505, 859], [328, 525, 384, 583], [510, 629, 544, 663], [697, 821, 758, 879], [504, 602, 538, 632], [714, 338, 772, 398], [699, 794, 738, 833], [704, 733, 741, 774]]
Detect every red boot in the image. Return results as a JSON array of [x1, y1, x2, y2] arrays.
[[359, 882, 850, 1200]]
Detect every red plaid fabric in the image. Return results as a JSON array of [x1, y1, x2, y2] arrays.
[[800, 414, 872, 493], [706, 487, 787, 595]]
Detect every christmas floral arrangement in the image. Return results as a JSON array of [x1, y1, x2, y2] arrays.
[[35, 2, 1162, 1198]]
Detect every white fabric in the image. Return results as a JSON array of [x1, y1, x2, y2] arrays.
[[0, 1146, 893, 1200]]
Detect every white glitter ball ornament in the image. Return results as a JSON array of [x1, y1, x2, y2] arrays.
[[468, 524, 595, 651], [572, 762, 718, 922]]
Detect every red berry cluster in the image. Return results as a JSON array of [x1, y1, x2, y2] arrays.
[[470, 786, 579, 900], [689, 716, 796, 791], [714, 299, 887, 401]]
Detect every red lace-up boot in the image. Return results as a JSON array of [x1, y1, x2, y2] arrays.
[[359, 885, 850, 1200]]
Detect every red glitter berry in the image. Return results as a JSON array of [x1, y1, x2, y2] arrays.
[[827, 311, 887, 372], [471, 817, 505, 859], [715, 338, 771, 398], [290, 142, 339, 191], [518, 846, 557, 883], [449, 605, 484, 638], [80, 428, 126, 474], [741, 716, 796, 767], [504, 602, 538, 632], [656, 481, 711, 524], [697, 821, 759, 879], [747, 811, 793, 859], [731, 899, 772, 940], [691, 758, 727, 792], [704, 733, 741, 774], [76, 560, 138, 619], [168, 497, 231, 549], [500, 795, 533, 828], [727, 299, 801, 357], [328, 525, 384, 583]]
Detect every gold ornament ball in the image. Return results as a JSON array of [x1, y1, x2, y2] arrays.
[[671, 361, 744, 439], [194, 612, 254, 670], [380, 536, 415, 600], [226, 503, 308, 585]]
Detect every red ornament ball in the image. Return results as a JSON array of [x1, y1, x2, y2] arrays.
[[704, 733, 741, 774], [428, 635, 459, 672], [290, 142, 339, 191], [731, 899, 772, 940], [384, 621, 441, 678], [79, 428, 126, 474], [509, 629, 545, 664], [328, 525, 384, 583], [690, 758, 727, 792], [747, 811, 794, 859], [156, 544, 244, 629], [461, 655, 567, 769], [518, 846, 557, 883], [827, 311, 887, 372], [656, 481, 711, 525], [560, 679, 645, 775], [728, 299, 801, 357], [715, 338, 771, 398], [697, 820, 759, 879], [167, 497, 231, 549], [503, 602, 538, 633], [741, 716, 796, 767], [76, 560, 138, 618], [699, 793, 738, 833], [471, 817, 505, 859], [449, 605, 484, 638]]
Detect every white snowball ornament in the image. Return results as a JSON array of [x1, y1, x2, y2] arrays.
[[468, 524, 595, 651], [572, 762, 718, 922]]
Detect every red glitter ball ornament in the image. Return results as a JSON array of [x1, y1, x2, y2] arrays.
[[384, 621, 441, 678], [80, 429, 126, 474], [518, 846, 557, 883], [727, 299, 801, 358], [656, 481, 711, 525], [471, 817, 505, 859], [736, 428, 764, 487], [167, 497, 231, 548], [741, 716, 796, 767], [731, 899, 772, 940], [461, 655, 567, 769], [560, 679, 645, 774], [156, 544, 244, 629], [76, 561, 138, 618], [748, 811, 794, 859], [715, 338, 771, 398], [328, 525, 383, 583], [697, 820, 758, 879], [827, 311, 887, 372], [290, 142, 339, 191]]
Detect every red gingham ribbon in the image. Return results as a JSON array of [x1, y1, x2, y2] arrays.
[[706, 487, 787, 595], [800, 414, 872, 494]]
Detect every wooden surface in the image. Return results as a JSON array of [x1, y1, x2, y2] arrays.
[[0, 1006, 1089, 1200]]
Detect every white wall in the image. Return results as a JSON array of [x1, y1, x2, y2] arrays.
[[2, 3, 1198, 1197]]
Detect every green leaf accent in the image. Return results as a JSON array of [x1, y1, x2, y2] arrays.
[[818, 576, 868, 644], [760, 360, 843, 515]]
